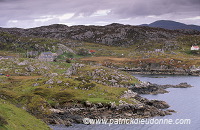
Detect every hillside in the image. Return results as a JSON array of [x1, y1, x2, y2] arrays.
[[0, 99, 50, 130], [1, 23, 200, 73], [0, 23, 200, 55], [0, 23, 200, 127], [141, 20, 200, 31]]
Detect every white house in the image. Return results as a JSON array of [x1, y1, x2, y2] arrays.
[[191, 46, 199, 51], [38, 52, 57, 62]]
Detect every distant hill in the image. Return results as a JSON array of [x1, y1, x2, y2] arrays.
[[141, 20, 200, 31], [0, 22, 200, 52]]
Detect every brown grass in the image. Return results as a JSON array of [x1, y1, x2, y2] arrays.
[[81, 56, 133, 62], [11, 76, 42, 80], [81, 56, 200, 68]]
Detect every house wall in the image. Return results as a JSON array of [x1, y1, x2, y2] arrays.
[[191, 47, 199, 50]]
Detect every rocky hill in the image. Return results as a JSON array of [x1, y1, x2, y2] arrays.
[[0, 23, 200, 49], [141, 20, 200, 31]]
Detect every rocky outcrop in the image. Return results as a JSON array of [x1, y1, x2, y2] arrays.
[[46, 94, 173, 126], [65, 64, 137, 88], [1, 23, 199, 49], [131, 82, 168, 94], [46, 83, 185, 126], [65, 63, 85, 76], [131, 82, 193, 95]]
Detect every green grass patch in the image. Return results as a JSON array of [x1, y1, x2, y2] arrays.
[[0, 99, 50, 130], [87, 98, 111, 104]]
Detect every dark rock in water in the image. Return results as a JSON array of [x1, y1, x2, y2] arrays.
[[131, 82, 168, 94], [175, 82, 193, 88], [63, 120, 72, 126], [159, 111, 166, 116], [131, 82, 193, 95], [166, 109, 176, 113], [164, 111, 172, 115]]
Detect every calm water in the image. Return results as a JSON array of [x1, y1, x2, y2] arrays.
[[50, 75, 200, 130]]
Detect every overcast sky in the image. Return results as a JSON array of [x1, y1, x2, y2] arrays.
[[0, 0, 200, 28]]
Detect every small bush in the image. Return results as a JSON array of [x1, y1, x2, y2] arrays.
[[185, 50, 200, 55], [66, 52, 74, 58], [27, 96, 50, 118], [33, 88, 51, 97], [65, 58, 71, 63], [77, 48, 89, 56], [0, 90, 17, 102], [53, 91, 74, 104], [78, 83, 96, 90], [0, 115, 8, 126]]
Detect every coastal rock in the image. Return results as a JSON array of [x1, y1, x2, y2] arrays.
[[175, 82, 193, 88], [110, 102, 117, 109], [166, 109, 176, 113], [46, 94, 174, 127], [120, 90, 137, 99], [131, 82, 168, 94], [84, 101, 92, 107], [96, 103, 103, 108], [147, 100, 170, 109], [49, 108, 64, 114], [131, 82, 193, 95]]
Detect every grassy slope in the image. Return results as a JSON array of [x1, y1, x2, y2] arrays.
[[0, 58, 140, 121], [0, 63, 139, 105], [0, 33, 199, 128], [0, 99, 50, 130]]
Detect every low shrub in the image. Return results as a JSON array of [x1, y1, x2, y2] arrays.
[[0, 115, 8, 126], [78, 83, 96, 90], [33, 88, 51, 97], [53, 91, 74, 104]]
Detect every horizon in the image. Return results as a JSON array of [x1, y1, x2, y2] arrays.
[[0, 0, 199, 28], [0, 20, 199, 29]]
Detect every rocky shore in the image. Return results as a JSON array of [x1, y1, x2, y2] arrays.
[[131, 82, 193, 95], [120, 67, 200, 76], [46, 81, 192, 126], [46, 94, 173, 126]]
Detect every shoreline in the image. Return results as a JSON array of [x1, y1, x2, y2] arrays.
[[121, 69, 200, 76], [46, 95, 173, 126], [46, 82, 192, 127]]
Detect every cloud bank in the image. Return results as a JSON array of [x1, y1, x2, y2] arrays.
[[0, 0, 199, 28]]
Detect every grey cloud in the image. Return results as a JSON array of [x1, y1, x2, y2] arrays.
[[111, 0, 200, 18], [0, 0, 199, 28]]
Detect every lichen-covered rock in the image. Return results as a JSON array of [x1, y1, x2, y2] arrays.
[[25, 65, 36, 72], [45, 79, 54, 84]]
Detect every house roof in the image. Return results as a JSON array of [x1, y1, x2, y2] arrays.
[[192, 46, 199, 48], [89, 50, 96, 53]]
